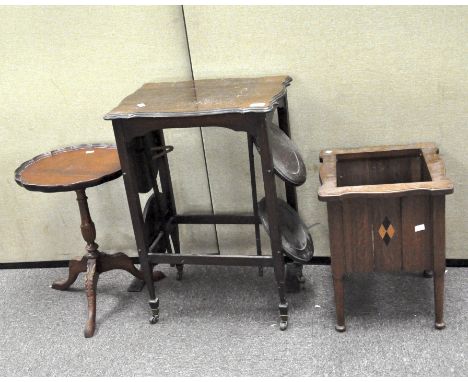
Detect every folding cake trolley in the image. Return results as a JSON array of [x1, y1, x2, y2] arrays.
[[105, 76, 314, 329]]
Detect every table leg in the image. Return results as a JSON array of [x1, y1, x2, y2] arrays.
[[332, 276, 346, 332], [156, 130, 183, 280], [432, 196, 446, 330], [114, 121, 158, 325], [327, 202, 347, 332], [247, 134, 263, 277], [257, 116, 288, 330]]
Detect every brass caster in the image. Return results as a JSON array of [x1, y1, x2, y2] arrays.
[[149, 315, 159, 324], [335, 324, 346, 332], [435, 322, 446, 330], [149, 298, 159, 324], [278, 302, 288, 331]]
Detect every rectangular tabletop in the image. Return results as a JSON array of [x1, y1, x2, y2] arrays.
[[104, 76, 291, 120]]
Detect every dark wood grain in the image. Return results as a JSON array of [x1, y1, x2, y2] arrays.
[[107, 77, 301, 330], [104, 76, 291, 119], [342, 199, 373, 273], [401, 195, 432, 272], [327, 202, 346, 332], [318, 143, 453, 330], [15, 144, 121, 193]]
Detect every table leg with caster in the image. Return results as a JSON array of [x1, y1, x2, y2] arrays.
[[149, 298, 160, 324], [279, 303, 289, 331]]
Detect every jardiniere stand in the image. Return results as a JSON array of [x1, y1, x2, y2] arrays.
[[318, 143, 454, 332]]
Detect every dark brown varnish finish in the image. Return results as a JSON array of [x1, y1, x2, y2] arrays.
[[105, 76, 297, 330], [318, 143, 454, 332], [15, 144, 164, 338]]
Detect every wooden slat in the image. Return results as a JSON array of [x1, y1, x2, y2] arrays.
[[336, 158, 369, 187], [402, 195, 432, 271], [319, 179, 454, 201], [342, 199, 374, 273], [327, 202, 346, 277]]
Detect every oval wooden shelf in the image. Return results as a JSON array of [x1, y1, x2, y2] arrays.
[[258, 197, 314, 264]]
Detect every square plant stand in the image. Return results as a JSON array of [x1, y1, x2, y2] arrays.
[[318, 143, 454, 332]]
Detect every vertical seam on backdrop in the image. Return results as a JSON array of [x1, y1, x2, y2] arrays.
[[181, 5, 220, 253]]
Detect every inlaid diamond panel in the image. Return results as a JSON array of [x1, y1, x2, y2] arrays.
[[378, 216, 395, 246]]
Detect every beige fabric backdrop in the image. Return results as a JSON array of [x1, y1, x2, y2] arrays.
[[0, 6, 466, 262], [183, 5, 467, 260], [0, 6, 216, 263]]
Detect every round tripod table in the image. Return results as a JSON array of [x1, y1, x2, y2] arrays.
[[15, 143, 164, 337]]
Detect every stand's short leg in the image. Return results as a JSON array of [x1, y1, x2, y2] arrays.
[[175, 264, 184, 281], [84, 257, 99, 338], [149, 298, 160, 324], [279, 302, 289, 331], [333, 276, 346, 332], [51, 256, 87, 290], [258, 266, 264, 277], [432, 196, 446, 330], [434, 273, 445, 330]]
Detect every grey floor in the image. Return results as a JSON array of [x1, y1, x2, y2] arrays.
[[0, 264, 466, 377]]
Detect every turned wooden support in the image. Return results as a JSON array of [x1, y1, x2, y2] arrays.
[[15, 144, 168, 338], [76, 189, 99, 255]]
